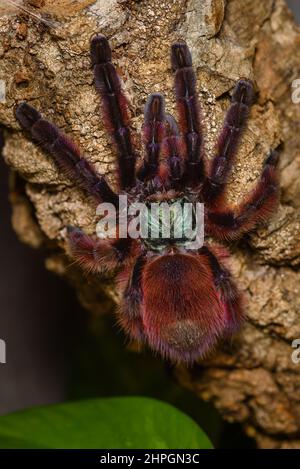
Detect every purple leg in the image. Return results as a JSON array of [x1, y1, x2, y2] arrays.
[[206, 150, 280, 240], [171, 42, 205, 187], [200, 246, 244, 332], [91, 35, 137, 190], [67, 226, 130, 273], [137, 93, 165, 181], [162, 114, 185, 189], [202, 79, 255, 205], [15, 102, 118, 207], [118, 255, 146, 341]]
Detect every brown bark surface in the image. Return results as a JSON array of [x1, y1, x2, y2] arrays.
[[1, 0, 300, 448]]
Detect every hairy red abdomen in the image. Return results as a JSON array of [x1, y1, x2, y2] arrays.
[[142, 253, 228, 362]]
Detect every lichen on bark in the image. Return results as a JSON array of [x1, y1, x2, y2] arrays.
[[1, 0, 300, 448]]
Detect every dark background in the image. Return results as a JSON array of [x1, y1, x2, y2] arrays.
[[0, 1, 299, 448], [288, 0, 300, 22]]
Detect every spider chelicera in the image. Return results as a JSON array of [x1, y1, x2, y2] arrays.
[[15, 35, 279, 363]]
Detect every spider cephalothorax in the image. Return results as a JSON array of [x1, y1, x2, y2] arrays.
[[15, 35, 279, 363]]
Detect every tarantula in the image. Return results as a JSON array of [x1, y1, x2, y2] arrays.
[[15, 35, 279, 363]]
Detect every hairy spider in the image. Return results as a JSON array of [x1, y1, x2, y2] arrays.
[[15, 35, 279, 363]]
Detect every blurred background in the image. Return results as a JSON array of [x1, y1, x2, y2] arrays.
[[0, 0, 299, 449], [288, 0, 300, 22]]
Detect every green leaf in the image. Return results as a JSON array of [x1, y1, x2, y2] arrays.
[[0, 397, 213, 449]]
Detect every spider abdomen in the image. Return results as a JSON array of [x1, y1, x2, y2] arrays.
[[141, 253, 230, 362]]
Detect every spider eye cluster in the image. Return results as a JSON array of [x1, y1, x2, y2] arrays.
[[141, 196, 197, 251]]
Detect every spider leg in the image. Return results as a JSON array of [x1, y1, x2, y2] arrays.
[[117, 255, 146, 341], [67, 226, 130, 273], [202, 79, 255, 205], [137, 93, 165, 181], [91, 35, 137, 190], [171, 42, 205, 187], [15, 103, 118, 207], [206, 150, 279, 241], [161, 114, 185, 189], [200, 246, 244, 332]]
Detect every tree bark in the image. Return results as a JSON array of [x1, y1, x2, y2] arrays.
[[1, 0, 300, 448]]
